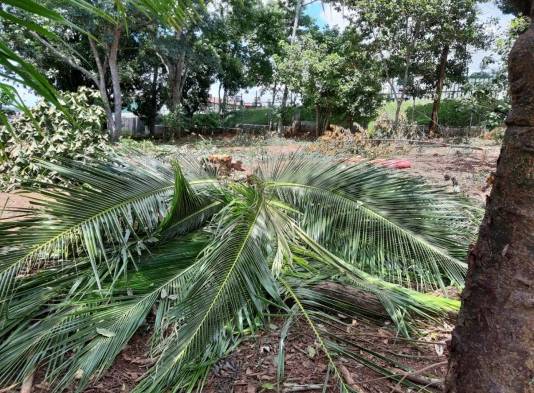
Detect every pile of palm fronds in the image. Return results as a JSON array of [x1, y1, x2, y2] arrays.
[[0, 153, 479, 392]]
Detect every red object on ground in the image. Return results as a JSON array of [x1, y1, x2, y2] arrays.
[[380, 159, 412, 169]]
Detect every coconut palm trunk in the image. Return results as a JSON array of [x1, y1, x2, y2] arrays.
[[445, 3, 534, 392]]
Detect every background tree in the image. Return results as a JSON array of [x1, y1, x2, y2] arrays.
[[180, 42, 219, 118], [122, 46, 166, 136], [497, 0, 533, 14], [1, 1, 129, 141], [277, 0, 303, 133], [445, 1, 534, 392], [150, 18, 197, 115], [423, 0, 486, 136], [339, 0, 485, 133], [275, 29, 383, 135], [342, 0, 429, 127], [49, 0, 126, 141], [0, 0, 200, 141], [245, 2, 287, 97]]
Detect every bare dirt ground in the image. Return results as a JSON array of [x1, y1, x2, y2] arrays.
[[203, 319, 452, 393], [30, 318, 451, 393], [399, 145, 499, 203], [219, 138, 499, 204], [2, 137, 500, 392], [0, 192, 36, 219]]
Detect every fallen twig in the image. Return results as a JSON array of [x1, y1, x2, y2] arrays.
[[282, 383, 325, 392], [339, 364, 361, 392], [0, 384, 17, 393], [391, 361, 447, 392]]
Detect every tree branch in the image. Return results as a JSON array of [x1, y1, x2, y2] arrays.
[[30, 31, 99, 86], [88, 38, 106, 85]]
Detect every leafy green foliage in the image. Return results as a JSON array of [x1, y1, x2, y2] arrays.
[[0, 87, 109, 190], [190, 112, 222, 129], [406, 98, 507, 129], [222, 107, 334, 128], [222, 108, 274, 127], [0, 152, 479, 392], [275, 30, 383, 132]]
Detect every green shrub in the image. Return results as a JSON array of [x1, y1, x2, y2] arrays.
[[191, 112, 221, 128], [406, 99, 502, 128], [0, 87, 109, 190], [222, 108, 275, 127]]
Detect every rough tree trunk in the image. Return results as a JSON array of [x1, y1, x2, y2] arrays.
[[88, 38, 114, 135], [155, 31, 186, 117], [217, 84, 222, 114], [428, 44, 450, 137], [108, 25, 122, 142], [168, 53, 185, 113], [222, 89, 227, 114], [445, 9, 534, 393], [148, 65, 160, 136], [315, 105, 320, 138], [271, 82, 277, 107]]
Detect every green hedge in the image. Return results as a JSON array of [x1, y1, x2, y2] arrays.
[[221, 108, 275, 127], [406, 99, 493, 128], [220, 107, 350, 128], [191, 112, 221, 128]]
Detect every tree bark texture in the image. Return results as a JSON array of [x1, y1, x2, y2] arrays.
[[148, 65, 160, 136], [445, 13, 534, 393], [88, 38, 114, 134], [428, 44, 450, 137], [168, 53, 185, 113], [108, 25, 122, 142]]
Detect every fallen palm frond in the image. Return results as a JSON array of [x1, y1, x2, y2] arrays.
[[0, 153, 477, 392]]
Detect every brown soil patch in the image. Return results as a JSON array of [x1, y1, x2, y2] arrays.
[[32, 328, 153, 393], [398, 145, 499, 202], [203, 319, 450, 393], [0, 192, 39, 219], [23, 316, 451, 393]]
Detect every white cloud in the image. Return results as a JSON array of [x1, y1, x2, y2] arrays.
[[320, 4, 350, 31]]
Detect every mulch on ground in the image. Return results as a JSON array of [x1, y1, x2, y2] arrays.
[[204, 319, 451, 393], [26, 316, 452, 393]]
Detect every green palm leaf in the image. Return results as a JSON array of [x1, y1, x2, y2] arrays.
[[134, 189, 279, 392], [260, 153, 476, 289], [0, 234, 207, 390], [158, 161, 222, 238], [0, 154, 477, 392], [0, 158, 176, 311]]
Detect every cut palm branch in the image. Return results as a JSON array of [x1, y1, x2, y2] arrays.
[[0, 153, 477, 392]]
